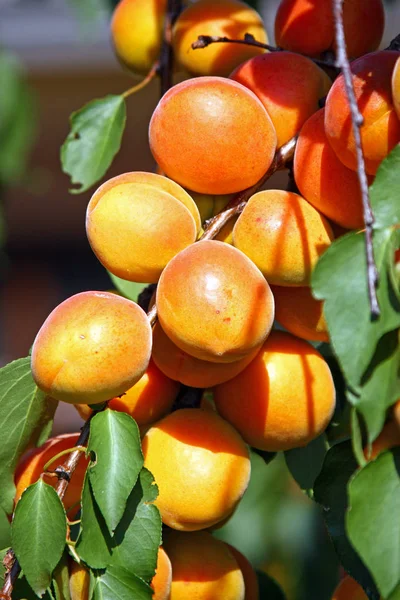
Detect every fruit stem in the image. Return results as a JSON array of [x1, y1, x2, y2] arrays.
[[122, 62, 159, 99]]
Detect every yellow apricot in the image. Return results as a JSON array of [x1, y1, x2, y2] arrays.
[[156, 240, 275, 363], [233, 190, 333, 286], [392, 56, 400, 120], [86, 172, 200, 283], [31, 291, 152, 404], [151, 546, 172, 600], [225, 544, 259, 600], [142, 408, 251, 531], [214, 331, 335, 451], [69, 561, 90, 600], [331, 576, 368, 600]]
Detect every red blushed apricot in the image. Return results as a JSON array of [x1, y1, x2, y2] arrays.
[[331, 576, 368, 600], [294, 109, 368, 230], [151, 546, 172, 600], [86, 172, 200, 283], [225, 545, 259, 600], [149, 77, 277, 194], [392, 57, 400, 120], [233, 190, 333, 286], [231, 52, 331, 147], [156, 240, 274, 363], [15, 434, 89, 517], [271, 285, 329, 343], [164, 530, 245, 600], [173, 0, 267, 77], [31, 291, 152, 404], [142, 409, 251, 531], [152, 322, 260, 388], [213, 331, 335, 452], [325, 51, 400, 176], [275, 0, 384, 59], [69, 560, 90, 600]]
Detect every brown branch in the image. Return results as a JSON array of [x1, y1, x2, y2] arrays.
[[386, 33, 400, 52], [332, 0, 380, 318], [158, 0, 182, 96]]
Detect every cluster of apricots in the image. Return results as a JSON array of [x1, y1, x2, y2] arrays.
[[12, 0, 400, 598]]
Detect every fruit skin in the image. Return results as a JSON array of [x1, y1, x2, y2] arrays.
[[31, 291, 152, 404], [149, 76, 277, 195], [271, 285, 329, 343], [111, 0, 167, 75], [213, 331, 335, 451], [86, 172, 200, 283], [392, 56, 400, 120], [275, 0, 384, 59], [142, 408, 251, 531], [14, 433, 89, 516], [325, 51, 400, 176], [225, 544, 259, 600], [294, 109, 367, 230], [151, 546, 172, 600], [231, 51, 331, 147], [331, 576, 368, 599], [232, 190, 333, 286], [156, 240, 275, 363], [173, 0, 267, 77], [163, 530, 245, 600], [69, 560, 90, 600]]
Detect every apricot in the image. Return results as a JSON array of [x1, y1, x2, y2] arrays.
[[163, 530, 245, 599], [225, 544, 259, 600], [152, 321, 260, 388], [14, 433, 89, 516], [69, 561, 90, 600], [111, 0, 166, 75], [392, 56, 400, 120], [232, 190, 333, 286], [173, 0, 267, 77], [86, 172, 200, 283], [271, 285, 329, 343], [156, 240, 274, 363], [213, 331, 335, 451], [325, 51, 400, 176], [365, 420, 400, 461], [151, 546, 172, 600], [149, 77, 277, 194], [31, 291, 152, 404], [142, 408, 251, 531], [231, 52, 331, 147], [331, 576, 368, 600], [275, 0, 384, 59]]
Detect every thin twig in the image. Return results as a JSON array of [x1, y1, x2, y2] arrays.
[[332, 0, 380, 318], [159, 0, 182, 96], [122, 62, 159, 99]]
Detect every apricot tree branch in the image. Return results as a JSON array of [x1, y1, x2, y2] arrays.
[[332, 0, 380, 318], [159, 0, 182, 96]]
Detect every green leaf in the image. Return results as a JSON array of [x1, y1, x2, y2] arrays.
[[0, 507, 11, 549], [256, 571, 286, 599], [347, 448, 400, 599], [52, 552, 71, 600], [12, 480, 67, 597], [107, 273, 148, 302], [93, 566, 152, 600], [0, 358, 58, 514], [61, 95, 126, 194], [88, 410, 144, 533], [370, 145, 400, 230], [350, 408, 367, 468], [284, 434, 328, 497]]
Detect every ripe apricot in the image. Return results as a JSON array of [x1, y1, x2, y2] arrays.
[[173, 0, 267, 77], [149, 77, 277, 194], [156, 240, 274, 363], [152, 321, 260, 388], [151, 546, 172, 600], [231, 52, 331, 147], [271, 285, 329, 343], [31, 291, 152, 404], [232, 190, 333, 286], [15, 433, 89, 516], [331, 576, 368, 600], [325, 51, 400, 176], [69, 561, 90, 600], [294, 109, 366, 230], [213, 331, 335, 451], [392, 56, 400, 120], [142, 408, 251, 531], [163, 530, 245, 599], [225, 544, 259, 600], [111, 0, 166, 75], [86, 172, 200, 283], [275, 0, 384, 59], [365, 420, 400, 461]]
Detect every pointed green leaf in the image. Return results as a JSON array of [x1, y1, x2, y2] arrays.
[[107, 272, 148, 302], [61, 95, 126, 194], [12, 480, 67, 597], [284, 434, 328, 497], [0, 507, 11, 549], [0, 358, 58, 514], [256, 571, 286, 599], [93, 566, 152, 600], [370, 145, 400, 230]]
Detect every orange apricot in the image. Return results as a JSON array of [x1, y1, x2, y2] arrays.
[[31, 291, 152, 404], [294, 109, 366, 230], [366, 420, 400, 461], [213, 331, 335, 451], [151, 546, 172, 600], [69, 560, 90, 600], [149, 77, 277, 194], [392, 56, 400, 120], [156, 240, 275, 363], [142, 408, 251, 531], [173, 0, 267, 77], [225, 544, 259, 600], [152, 321, 260, 388], [325, 51, 400, 176], [331, 576, 368, 600], [86, 172, 200, 283], [275, 0, 384, 59], [232, 190, 333, 286], [231, 51, 331, 147], [15, 433, 89, 516], [111, 0, 166, 75], [163, 530, 245, 599], [271, 285, 329, 343]]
